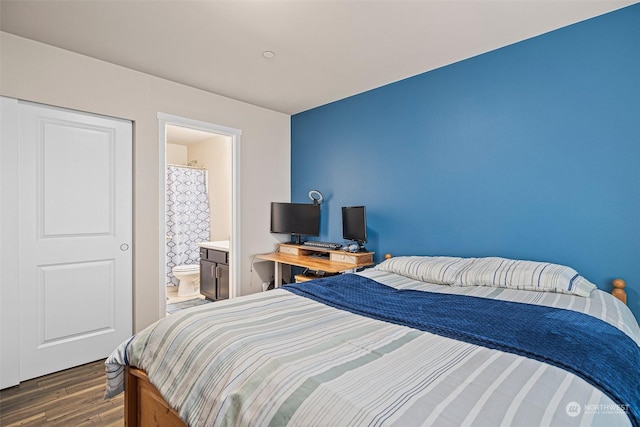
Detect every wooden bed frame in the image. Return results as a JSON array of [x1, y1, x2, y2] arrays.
[[123, 279, 629, 427], [125, 366, 185, 426]]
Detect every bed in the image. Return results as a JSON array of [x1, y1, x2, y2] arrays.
[[105, 256, 640, 426]]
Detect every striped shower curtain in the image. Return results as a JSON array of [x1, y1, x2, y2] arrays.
[[166, 165, 211, 286]]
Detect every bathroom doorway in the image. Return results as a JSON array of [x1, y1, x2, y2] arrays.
[[157, 113, 240, 318]]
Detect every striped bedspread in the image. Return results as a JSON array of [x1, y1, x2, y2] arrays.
[[105, 269, 639, 426]]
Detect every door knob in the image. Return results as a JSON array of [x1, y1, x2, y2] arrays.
[[120, 243, 130, 251]]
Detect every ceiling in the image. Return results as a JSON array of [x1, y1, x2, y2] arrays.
[[1, 0, 636, 115]]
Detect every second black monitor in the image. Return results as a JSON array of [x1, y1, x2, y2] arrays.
[[342, 206, 367, 251]]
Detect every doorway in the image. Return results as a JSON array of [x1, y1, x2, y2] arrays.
[[157, 114, 241, 318]]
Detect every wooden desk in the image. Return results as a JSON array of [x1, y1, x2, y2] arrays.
[[257, 243, 374, 287]]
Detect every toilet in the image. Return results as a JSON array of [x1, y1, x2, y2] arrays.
[[173, 264, 200, 297]]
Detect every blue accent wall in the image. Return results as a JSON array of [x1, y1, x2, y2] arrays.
[[291, 4, 640, 320]]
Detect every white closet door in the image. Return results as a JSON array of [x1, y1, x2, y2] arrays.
[[17, 100, 132, 381]]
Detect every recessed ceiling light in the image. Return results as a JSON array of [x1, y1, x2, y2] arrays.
[[262, 51, 275, 59]]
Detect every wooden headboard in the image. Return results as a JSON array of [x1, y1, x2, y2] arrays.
[[612, 279, 627, 305]]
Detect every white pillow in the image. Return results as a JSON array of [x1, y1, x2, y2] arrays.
[[453, 257, 596, 297], [375, 255, 596, 297], [375, 256, 470, 285]]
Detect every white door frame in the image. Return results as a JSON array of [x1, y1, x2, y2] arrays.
[[157, 113, 241, 318], [1, 96, 21, 388]]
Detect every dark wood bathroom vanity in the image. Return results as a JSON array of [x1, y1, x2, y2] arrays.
[[198, 241, 229, 301]]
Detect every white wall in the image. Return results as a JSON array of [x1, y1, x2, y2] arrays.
[[0, 32, 291, 332], [166, 143, 188, 165], [188, 136, 231, 241]]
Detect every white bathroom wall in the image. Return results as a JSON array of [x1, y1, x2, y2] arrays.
[[188, 136, 231, 241], [166, 143, 188, 165], [1, 31, 291, 332]]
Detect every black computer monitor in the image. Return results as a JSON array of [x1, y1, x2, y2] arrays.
[[270, 202, 320, 244], [342, 206, 367, 251]]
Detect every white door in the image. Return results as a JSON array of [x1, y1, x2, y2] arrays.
[[17, 100, 132, 381]]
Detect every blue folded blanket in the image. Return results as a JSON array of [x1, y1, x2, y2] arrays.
[[284, 274, 640, 427]]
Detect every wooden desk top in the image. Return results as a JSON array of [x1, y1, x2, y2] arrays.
[[256, 244, 374, 273], [255, 252, 355, 273]]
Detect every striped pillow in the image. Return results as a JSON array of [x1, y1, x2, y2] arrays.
[[375, 256, 470, 285], [453, 257, 596, 297]]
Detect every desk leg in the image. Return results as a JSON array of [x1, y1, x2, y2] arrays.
[[274, 261, 282, 288]]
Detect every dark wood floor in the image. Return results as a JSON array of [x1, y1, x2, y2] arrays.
[[0, 359, 124, 426]]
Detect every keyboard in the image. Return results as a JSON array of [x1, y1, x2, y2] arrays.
[[302, 241, 342, 250]]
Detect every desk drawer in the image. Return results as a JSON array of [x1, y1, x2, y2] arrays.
[[331, 253, 357, 264], [279, 245, 301, 256], [330, 252, 374, 266]]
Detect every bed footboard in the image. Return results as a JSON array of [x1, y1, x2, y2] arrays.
[[125, 366, 186, 427]]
